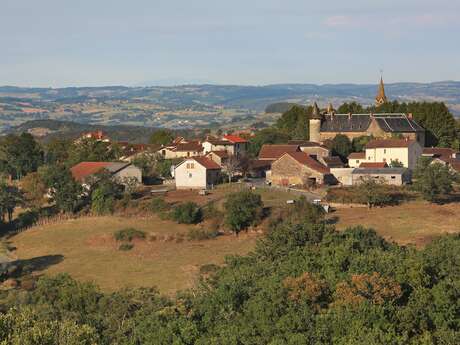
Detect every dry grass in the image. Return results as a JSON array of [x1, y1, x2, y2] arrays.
[[9, 216, 258, 294], [332, 201, 460, 247]]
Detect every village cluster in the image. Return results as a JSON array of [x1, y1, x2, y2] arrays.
[[70, 116, 460, 192]]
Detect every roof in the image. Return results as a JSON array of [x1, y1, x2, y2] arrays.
[[365, 139, 416, 149], [447, 159, 460, 173], [320, 113, 424, 133], [170, 142, 203, 152], [423, 147, 456, 160], [288, 140, 328, 149], [321, 156, 344, 168], [282, 152, 330, 174], [70, 162, 130, 181], [204, 136, 234, 146], [352, 167, 407, 175], [348, 152, 366, 159], [259, 144, 300, 160], [223, 135, 248, 143], [249, 159, 273, 170], [359, 162, 388, 168], [207, 150, 229, 159], [191, 157, 222, 170]]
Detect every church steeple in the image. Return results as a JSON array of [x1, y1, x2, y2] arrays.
[[375, 76, 388, 106], [311, 102, 321, 119]]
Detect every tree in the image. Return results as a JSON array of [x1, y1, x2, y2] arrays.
[[172, 202, 202, 224], [90, 174, 123, 215], [67, 138, 119, 166], [248, 128, 291, 157], [357, 177, 392, 208], [45, 139, 72, 165], [352, 135, 373, 153], [20, 172, 48, 209], [413, 157, 458, 202], [224, 191, 263, 235], [389, 159, 404, 168], [149, 129, 174, 146], [223, 156, 241, 183], [276, 105, 312, 139], [0, 182, 24, 223], [0, 133, 44, 179], [39, 165, 82, 213], [327, 134, 352, 161], [337, 101, 365, 114]]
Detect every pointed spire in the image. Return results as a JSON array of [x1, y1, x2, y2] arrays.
[[311, 102, 322, 119], [327, 102, 334, 114], [375, 76, 388, 106]]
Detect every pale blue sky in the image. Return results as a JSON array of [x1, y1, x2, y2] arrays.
[[1, 0, 459, 87]]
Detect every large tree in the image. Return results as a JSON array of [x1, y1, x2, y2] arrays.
[[0, 133, 44, 179], [0, 182, 24, 223], [413, 157, 458, 202], [248, 128, 291, 157], [276, 105, 312, 140], [149, 129, 174, 146]]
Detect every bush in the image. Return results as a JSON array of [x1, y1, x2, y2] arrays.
[[150, 197, 171, 213], [224, 191, 263, 235], [187, 228, 219, 241], [114, 228, 146, 242], [172, 202, 203, 224], [118, 243, 134, 251]]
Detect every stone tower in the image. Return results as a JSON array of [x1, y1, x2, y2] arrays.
[[375, 76, 388, 106], [309, 102, 322, 143]]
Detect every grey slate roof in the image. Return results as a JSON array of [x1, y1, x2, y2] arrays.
[[320, 113, 424, 133], [351, 167, 408, 175]]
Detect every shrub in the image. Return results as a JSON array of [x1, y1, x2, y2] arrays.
[[118, 243, 134, 251], [172, 202, 203, 224], [187, 228, 219, 241], [224, 191, 263, 235], [150, 197, 171, 213], [114, 228, 146, 242]]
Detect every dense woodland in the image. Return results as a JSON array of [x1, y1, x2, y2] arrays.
[[0, 201, 458, 344]]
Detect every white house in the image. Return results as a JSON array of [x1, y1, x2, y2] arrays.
[[201, 135, 248, 156], [174, 157, 222, 190], [348, 139, 422, 170]]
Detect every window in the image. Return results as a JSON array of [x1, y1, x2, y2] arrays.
[[391, 176, 396, 179], [186, 163, 190, 169], [190, 163, 194, 169], [384, 149, 387, 154], [188, 173, 192, 178], [356, 160, 359, 164]]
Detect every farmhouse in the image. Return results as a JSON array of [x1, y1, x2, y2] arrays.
[[352, 168, 411, 186], [202, 135, 248, 156], [175, 157, 221, 190], [159, 142, 203, 159], [288, 140, 331, 157], [270, 152, 334, 187], [258, 144, 300, 161], [70, 162, 142, 185], [348, 139, 422, 170], [206, 150, 229, 167]]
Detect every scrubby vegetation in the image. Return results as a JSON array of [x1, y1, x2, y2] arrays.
[[0, 202, 459, 344], [171, 202, 203, 224], [113, 228, 146, 242], [224, 191, 263, 234]]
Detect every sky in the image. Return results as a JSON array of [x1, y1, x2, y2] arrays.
[[1, 0, 459, 87]]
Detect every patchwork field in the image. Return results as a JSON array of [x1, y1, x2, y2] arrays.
[[8, 216, 258, 294], [332, 201, 460, 247]]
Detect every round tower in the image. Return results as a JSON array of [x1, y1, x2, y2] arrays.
[[309, 102, 322, 143]]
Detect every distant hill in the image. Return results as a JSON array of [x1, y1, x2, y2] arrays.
[[1, 81, 459, 132], [6, 119, 166, 143]]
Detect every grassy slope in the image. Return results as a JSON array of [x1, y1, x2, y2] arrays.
[[332, 201, 460, 247], [10, 216, 258, 294]]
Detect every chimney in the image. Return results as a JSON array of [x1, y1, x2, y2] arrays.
[[348, 112, 352, 120]]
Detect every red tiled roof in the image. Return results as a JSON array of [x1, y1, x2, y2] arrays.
[[423, 147, 456, 161], [223, 135, 248, 143], [348, 152, 366, 159], [365, 139, 415, 149], [70, 162, 112, 181], [288, 140, 329, 149], [207, 150, 229, 158], [259, 144, 300, 160], [283, 152, 330, 174], [359, 162, 388, 168], [192, 157, 222, 170]]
